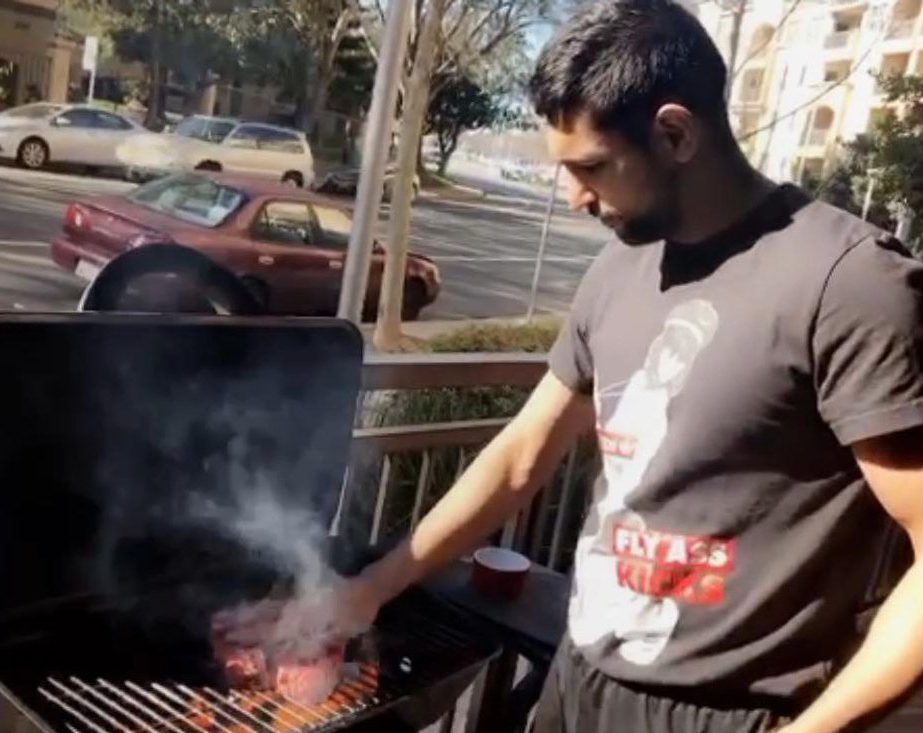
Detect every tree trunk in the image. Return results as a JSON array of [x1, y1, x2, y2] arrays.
[[308, 81, 329, 142], [297, 70, 313, 132], [415, 134, 426, 179], [437, 138, 457, 177], [144, 0, 164, 130], [309, 11, 354, 144], [373, 0, 446, 351]]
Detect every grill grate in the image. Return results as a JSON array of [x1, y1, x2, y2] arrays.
[[19, 592, 498, 733], [39, 666, 382, 733]]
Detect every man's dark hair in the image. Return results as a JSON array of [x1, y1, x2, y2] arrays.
[[529, 0, 729, 144]]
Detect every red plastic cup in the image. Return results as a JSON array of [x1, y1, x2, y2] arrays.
[[471, 547, 531, 602]]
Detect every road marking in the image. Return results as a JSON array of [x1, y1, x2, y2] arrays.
[[435, 255, 595, 263]]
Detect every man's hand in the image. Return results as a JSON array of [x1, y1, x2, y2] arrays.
[[331, 573, 388, 641]]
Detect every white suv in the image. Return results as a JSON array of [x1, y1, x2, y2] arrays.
[[120, 116, 315, 187]]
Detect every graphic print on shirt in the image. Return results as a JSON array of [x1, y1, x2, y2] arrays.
[[570, 300, 729, 667]]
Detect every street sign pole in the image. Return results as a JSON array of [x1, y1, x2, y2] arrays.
[[526, 164, 562, 323], [88, 66, 97, 104], [83, 36, 99, 104]]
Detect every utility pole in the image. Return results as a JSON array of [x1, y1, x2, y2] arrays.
[[337, 0, 414, 325], [526, 165, 562, 324]]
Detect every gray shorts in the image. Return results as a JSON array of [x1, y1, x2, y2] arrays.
[[532, 639, 795, 733]]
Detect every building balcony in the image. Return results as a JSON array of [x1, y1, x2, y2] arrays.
[[887, 18, 917, 38], [804, 128, 832, 147], [825, 29, 859, 48]]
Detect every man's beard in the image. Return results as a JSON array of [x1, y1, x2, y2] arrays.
[[600, 206, 678, 245]]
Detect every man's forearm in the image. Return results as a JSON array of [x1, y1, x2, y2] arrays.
[[359, 418, 567, 603], [788, 560, 923, 733]]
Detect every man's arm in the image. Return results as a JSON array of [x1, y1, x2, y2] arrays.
[[785, 428, 923, 733], [341, 372, 594, 630]]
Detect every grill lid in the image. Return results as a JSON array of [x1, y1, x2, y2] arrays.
[[0, 315, 363, 623]]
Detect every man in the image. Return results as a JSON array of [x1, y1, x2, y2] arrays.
[[341, 1, 923, 731]]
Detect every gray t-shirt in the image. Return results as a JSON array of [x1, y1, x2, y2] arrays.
[[550, 185, 923, 704]]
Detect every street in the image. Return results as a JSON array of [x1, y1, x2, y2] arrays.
[[0, 163, 609, 320]]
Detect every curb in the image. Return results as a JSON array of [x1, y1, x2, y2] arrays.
[[419, 184, 487, 202]]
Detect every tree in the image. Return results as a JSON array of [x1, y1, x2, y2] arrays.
[[357, 0, 551, 175], [62, 0, 230, 127], [366, 0, 552, 350], [213, 0, 356, 135], [817, 73, 923, 254], [425, 71, 497, 175]]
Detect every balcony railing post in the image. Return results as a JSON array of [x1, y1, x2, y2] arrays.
[[549, 448, 580, 571], [352, 352, 590, 573], [410, 449, 432, 529], [369, 455, 392, 547]]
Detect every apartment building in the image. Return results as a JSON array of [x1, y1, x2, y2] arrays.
[[695, 0, 923, 184], [0, 0, 75, 109]]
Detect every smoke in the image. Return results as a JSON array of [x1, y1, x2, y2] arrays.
[[183, 430, 343, 657], [73, 320, 366, 664], [187, 459, 335, 598]]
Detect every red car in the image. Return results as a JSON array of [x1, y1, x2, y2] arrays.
[[51, 172, 441, 320]]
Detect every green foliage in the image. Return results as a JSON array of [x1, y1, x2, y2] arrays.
[[327, 32, 375, 116], [428, 319, 561, 355], [818, 74, 923, 254], [375, 320, 560, 428], [426, 72, 499, 173], [61, 0, 366, 129]]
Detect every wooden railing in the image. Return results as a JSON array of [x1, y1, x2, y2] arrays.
[[335, 352, 594, 574]]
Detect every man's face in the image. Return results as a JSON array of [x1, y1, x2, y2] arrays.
[[546, 110, 680, 245]]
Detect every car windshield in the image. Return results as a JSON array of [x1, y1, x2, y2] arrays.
[[174, 117, 236, 143], [129, 175, 246, 227]]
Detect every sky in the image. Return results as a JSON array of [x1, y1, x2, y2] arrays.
[[528, 22, 554, 59]]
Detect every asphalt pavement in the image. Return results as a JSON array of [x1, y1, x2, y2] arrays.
[[0, 162, 609, 320]]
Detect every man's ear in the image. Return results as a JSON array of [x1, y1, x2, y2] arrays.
[[651, 103, 700, 164]]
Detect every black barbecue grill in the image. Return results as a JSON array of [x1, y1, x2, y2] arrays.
[[0, 314, 499, 733]]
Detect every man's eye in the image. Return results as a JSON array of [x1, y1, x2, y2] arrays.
[[581, 162, 605, 175]]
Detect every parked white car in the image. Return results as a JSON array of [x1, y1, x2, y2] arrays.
[[119, 116, 316, 188], [0, 104, 143, 170]]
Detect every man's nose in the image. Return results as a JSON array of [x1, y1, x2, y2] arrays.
[[568, 181, 598, 214]]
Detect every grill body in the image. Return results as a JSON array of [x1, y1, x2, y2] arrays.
[[0, 316, 497, 732], [0, 588, 496, 733]]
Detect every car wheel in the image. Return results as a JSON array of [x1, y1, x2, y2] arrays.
[[282, 171, 304, 188], [17, 138, 49, 170], [195, 161, 222, 172], [240, 276, 270, 309], [401, 278, 428, 321]]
